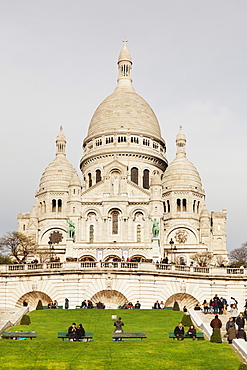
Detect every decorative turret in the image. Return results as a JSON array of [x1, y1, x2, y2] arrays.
[[176, 125, 186, 157], [117, 38, 133, 89], [56, 126, 66, 156]]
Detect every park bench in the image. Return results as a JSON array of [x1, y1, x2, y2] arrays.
[[1, 331, 37, 340], [112, 332, 147, 340], [43, 305, 63, 309], [169, 332, 204, 340], [57, 332, 93, 341]]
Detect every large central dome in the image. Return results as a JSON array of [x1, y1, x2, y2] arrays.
[[84, 40, 163, 144]]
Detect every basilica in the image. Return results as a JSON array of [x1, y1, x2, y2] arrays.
[[18, 41, 228, 265]]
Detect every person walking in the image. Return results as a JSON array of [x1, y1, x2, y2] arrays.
[[210, 315, 222, 343], [226, 317, 236, 344]]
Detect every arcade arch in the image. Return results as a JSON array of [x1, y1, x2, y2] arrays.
[[17, 291, 52, 310], [165, 293, 199, 310], [90, 290, 127, 309]]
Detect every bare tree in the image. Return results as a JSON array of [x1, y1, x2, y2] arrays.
[[215, 255, 228, 267], [191, 252, 213, 267], [230, 245, 247, 264], [0, 232, 37, 263]]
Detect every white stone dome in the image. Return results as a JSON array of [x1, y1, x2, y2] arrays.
[[39, 127, 80, 191], [87, 87, 162, 140], [163, 126, 202, 190]]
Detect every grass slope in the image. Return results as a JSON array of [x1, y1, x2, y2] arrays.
[[0, 309, 241, 370]]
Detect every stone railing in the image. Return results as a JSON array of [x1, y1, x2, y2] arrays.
[[0, 262, 246, 277]]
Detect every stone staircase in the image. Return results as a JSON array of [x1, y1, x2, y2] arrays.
[[0, 307, 28, 333]]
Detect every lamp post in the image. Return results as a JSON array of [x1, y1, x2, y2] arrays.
[[48, 240, 54, 262], [169, 238, 177, 264]]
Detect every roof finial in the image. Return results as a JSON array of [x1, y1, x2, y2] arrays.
[[123, 37, 128, 48]]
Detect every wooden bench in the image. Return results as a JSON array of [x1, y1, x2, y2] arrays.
[[43, 305, 63, 309], [112, 332, 147, 340], [169, 332, 204, 340], [1, 331, 37, 340], [57, 332, 93, 341]]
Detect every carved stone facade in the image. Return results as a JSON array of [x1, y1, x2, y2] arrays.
[[18, 41, 228, 265]]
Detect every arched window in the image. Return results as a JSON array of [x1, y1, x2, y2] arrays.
[[197, 201, 200, 214], [163, 202, 166, 213], [193, 200, 196, 213], [167, 200, 170, 213], [89, 225, 94, 243], [43, 201, 46, 213], [143, 169, 149, 189], [52, 199, 56, 212], [88, 173, 92, 188], [137, 224, 141, 242], [177, 199, 181, 212], [182, 199, 187, 212], [112, 211, 119, 234], [58, 199, 62, 212], [131, 167, 138, 185], [96, 169, 102, 183]]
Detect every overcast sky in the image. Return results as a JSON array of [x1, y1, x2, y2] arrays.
[[0, 0, 247, 253]]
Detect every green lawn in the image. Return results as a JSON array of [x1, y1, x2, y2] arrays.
[[0, 309, 242, 370]]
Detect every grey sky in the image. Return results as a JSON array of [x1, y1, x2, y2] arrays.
[[0, 0, 247, 252]]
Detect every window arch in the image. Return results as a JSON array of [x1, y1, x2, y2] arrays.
[[167, 200, 170, 213], [88, 173, 92, 188], [177, 199, 181, 212], [131, 167, 138, 185], [52, 199, 56, 212], [143, 169, 149, 189], [112, 210, 119, 234], [182, 199, 187, 212], [96, 169, 102, 183], [163, 202, 166, 213], [58, 199, 62, 212]]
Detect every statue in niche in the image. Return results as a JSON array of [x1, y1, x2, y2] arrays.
[[152, 218, 159, 238], [111, 172, 120, 195], [66, 218, 75, 239]]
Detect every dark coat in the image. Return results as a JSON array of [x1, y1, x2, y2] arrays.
[[210, 318, 222, 329], [75, 326, 85, 340], [236, 316, 245, 328], [174, 326, 185, 336], [226, 320, 236, 332], [187, 328, 196, 337], [114, 320, 124, 332], [237, 329, 247, 341]]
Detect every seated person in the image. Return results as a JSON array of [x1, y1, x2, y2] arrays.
[[154, 300, 160, 309], [67, 323, 77, 341], [80, 300, 87, 308], [75, 324, 85, 340], [134, 301, 141, 309], [174, 323, 185, 340], [194, 304, 201, 311], [51, 300, 58, 309], [237, 327, 247, 341], [187, 325, 196, 340], [47, 301, 52, 309]]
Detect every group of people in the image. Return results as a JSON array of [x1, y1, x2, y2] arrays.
[[67, 323, 85, 341], [174, 323, 196, 340], [153, 300, 166, 309], [122, 301, 141, 309], [47, 300, 58, 309], [210, 314, 247, 344], [199, 295, 238, 315]]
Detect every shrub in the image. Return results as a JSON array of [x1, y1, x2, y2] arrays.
[[36, 299, 43, 310], [172, 301, 180, 311], [238, 364, 247, 370], [210, 328, 222, 343], [181, 314, 193, 327], [20, 314, 31, 325]]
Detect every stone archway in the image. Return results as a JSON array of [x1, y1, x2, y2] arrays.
[[91, 290, 127, 309], [17, 291, 52, 310], [165, 293, 199, 310]]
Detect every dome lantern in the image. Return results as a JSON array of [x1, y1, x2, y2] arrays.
[[117, 38, 133, 89], [56, 126, 66, 157]]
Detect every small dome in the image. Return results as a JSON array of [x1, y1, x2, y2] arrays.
[[118, 40, 132, 63], [39, 156, 79, 191], [69, 173, 81, 187], [163, 127, 202, 190], [39, 128, 80, 191]]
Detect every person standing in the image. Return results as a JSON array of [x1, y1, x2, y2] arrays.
[[226, 317, 236, 344], [174, 323, 185, 340], [65, 298, 69, 309], [210, 315, 222, 343], [114, 317, 124, 341], [134, 301, 141, 309], [236, 312, 245, 331], [230, 304, 238, 322]]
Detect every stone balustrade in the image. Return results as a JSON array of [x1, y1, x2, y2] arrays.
[[0, 262, 245, 277]]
